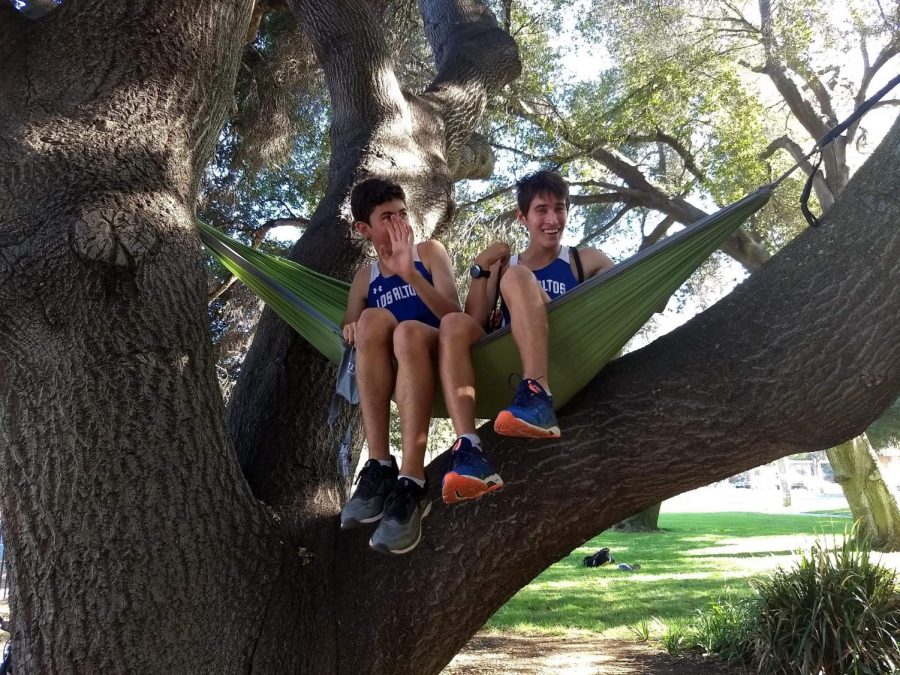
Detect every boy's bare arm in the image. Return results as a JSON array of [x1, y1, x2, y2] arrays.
[[464, 241, 509, 328], [415, 240, 461, 318], [579, 246, 616, 279], [342, 266, 370, 345]]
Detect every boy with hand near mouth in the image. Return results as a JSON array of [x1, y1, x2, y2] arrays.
[[340, 178, 460, 555], [439, 170, 615, 504]]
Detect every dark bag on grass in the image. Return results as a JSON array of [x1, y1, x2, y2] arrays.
[[583, 547, 613, 567]]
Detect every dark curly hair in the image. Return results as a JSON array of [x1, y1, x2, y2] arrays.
[[350, 178, 407, 224]]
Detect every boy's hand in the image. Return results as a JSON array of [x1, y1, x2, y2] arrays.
[[475, 241, 510, 268], [343, 321, 357, 346], [378, 216, 416, 280]]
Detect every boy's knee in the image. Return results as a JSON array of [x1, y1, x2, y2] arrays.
[[393, 321, 433, 359], [439, 312, 473, 341], [356, 308, 396, 348], [500, 265, 536, 294]]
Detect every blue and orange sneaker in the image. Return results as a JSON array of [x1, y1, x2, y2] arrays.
[[493, 378, 560, 438], [442, 437, 504, 504]]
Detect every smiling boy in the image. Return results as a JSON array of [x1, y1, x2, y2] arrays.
[[340, 178, 460, 554], [439, 170, 615, 503]]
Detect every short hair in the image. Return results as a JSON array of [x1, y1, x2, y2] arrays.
[[516, 170, 570, 215], [350, 178, 406, 224]]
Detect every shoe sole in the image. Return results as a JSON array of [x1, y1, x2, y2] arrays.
[[340, 511, 384, 530], [368, 501, 432, 555], [493, 411, 560, 439], [442, 473, 504, 504]]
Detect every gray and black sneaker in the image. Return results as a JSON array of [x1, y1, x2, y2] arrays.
[[340, 457, 399, 529], [369, 477, 431, 555]]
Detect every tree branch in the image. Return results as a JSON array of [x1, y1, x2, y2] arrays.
[[209, 275, 241, 303], [456, 181, 516, 210], [790, 59, 838, 127], [640, 214, 676, 249], [847, 37, 900, 146], [418, 0, 521, 173], [760, 135, 833, 208], [246, 0, 291, 42], [577, 201, 634, 247], [758, 0, 829, 142], [625, 129, 707, 184]]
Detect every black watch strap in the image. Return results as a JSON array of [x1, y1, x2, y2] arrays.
[[470, 263, 491, 279]]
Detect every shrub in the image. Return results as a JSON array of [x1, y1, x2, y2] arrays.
[[629, 617, 651, 642], [692, 595, 758, 665], [751, 532, 900, 675], [660, 619, 692, 655]]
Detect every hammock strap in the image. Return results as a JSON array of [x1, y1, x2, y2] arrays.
[[799, 153, 825, 228], [799, 71, 900, 227]]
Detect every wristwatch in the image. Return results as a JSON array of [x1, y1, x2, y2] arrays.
[[469, 263, 491, 279]]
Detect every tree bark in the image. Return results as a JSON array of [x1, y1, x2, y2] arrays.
[[826, 436, 900, 551], [0, 2, 306, 672], [2, 3, 900, 674]]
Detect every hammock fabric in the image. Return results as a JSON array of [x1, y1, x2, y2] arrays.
[[199, 186, 771, 418]]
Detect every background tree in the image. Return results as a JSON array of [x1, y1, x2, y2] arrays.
[[828, 395, 900, 551], [826, 436, 900, 550], [1, 2, 899, 674], [494, 0, 900, 531]]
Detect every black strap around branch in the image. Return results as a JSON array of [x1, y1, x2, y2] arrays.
[[800, 71, 900, 227], [800, 154, 825, 228]]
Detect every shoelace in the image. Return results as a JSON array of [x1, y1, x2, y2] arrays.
[[442, 440, 481, 475], [384, 481, 418, 519], [354, 461, 388, 498], [510, 377, 539, 408], [507, 374, 550, 408]]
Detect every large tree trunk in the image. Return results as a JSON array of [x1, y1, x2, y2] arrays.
[[827, 436, 900, 551], [0, 2, 303, 672], [2, 2, 900, 674]]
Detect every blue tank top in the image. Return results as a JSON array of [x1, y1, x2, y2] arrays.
[[367, 247, 440, 328], [500, 246, 579, 325]]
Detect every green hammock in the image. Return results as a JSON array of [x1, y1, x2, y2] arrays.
[[199, 186, 771, 417]]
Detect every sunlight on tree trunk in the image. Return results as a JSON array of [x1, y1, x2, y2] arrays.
[[827, 436, 900, 552]]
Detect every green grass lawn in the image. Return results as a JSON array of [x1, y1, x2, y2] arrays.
[[487, 511, 888, 639]]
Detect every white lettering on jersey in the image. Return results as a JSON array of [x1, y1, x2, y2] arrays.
[[376, 283, 419, 308], [540, 279, 566, 295]]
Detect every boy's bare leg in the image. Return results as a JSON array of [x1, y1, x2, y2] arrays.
[[355, 308, 399, 460], [499, 265, 551, 388], [439, 312, 503, 504], [438, 312, 486, 437], [393, 321, 439, 480]]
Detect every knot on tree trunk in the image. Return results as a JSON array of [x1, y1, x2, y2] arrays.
[[72, 197, 183, 268], [451, 131, 494, 180]]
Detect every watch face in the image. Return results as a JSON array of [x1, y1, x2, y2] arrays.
[[470, 264, 482, 278]]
